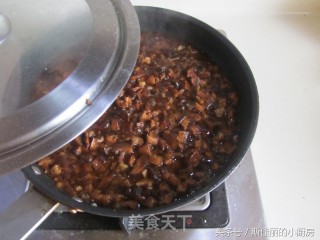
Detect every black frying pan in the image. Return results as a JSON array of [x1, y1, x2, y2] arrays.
[[22, 6, 259, 218]]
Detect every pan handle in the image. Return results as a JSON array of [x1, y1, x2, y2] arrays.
[[0, 187, 59, 240]]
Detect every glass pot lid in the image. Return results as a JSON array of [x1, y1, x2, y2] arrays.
[[0, 0, 140, 175]]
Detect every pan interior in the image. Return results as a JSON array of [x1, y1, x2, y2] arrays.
[[23, 6, 258, 217]]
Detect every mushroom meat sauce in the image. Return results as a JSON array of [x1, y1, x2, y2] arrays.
[[38, 32, 239, 210]]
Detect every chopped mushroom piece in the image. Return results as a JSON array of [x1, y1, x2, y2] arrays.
[[131, 136, 144, 146], [214, 107, 225, 118], [189, 151, 203, 167], [112, 142, 133, 154], [149, 155, 164, 166], [139, 144, 153, 155], [177, 131, 189, 143], [143, 196, 158, 208], [179, 116, 190, 130], [105, 135, 118, 145], [147, 130, 159, 145], [111, 118, 121, 131], [131, 156, 148, 175], [136, 178, 153, 189]]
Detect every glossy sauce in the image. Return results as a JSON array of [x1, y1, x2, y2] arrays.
[[38, 32, 239, 209]]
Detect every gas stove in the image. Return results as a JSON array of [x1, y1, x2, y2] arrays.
[[0, 149, 266, 240]]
